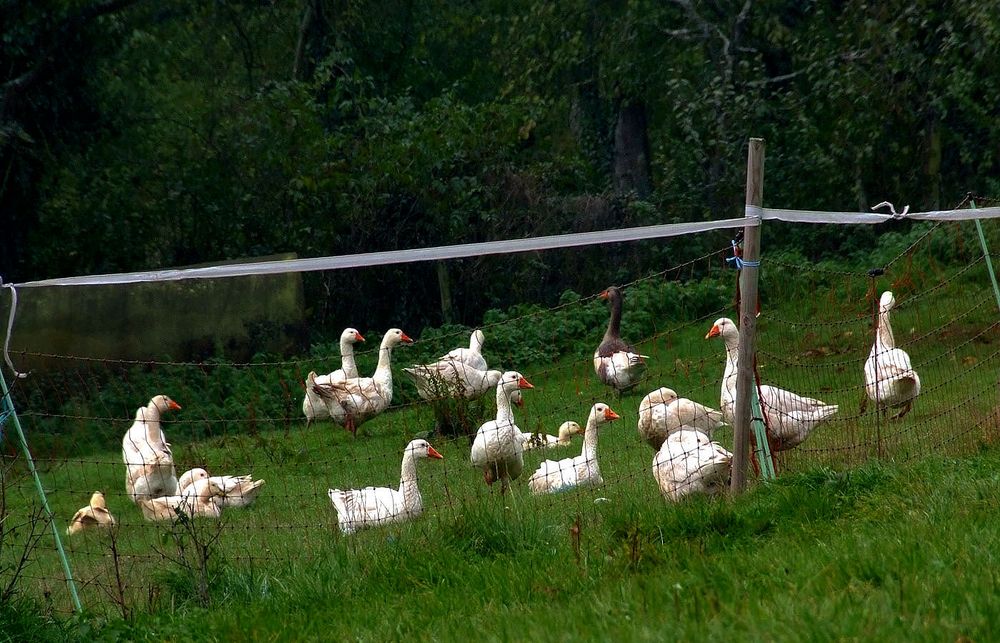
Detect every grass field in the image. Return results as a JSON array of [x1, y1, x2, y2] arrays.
[[2, 237, 999, 641]]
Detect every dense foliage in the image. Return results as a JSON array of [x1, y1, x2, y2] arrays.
[[3, 1, 999, 338]]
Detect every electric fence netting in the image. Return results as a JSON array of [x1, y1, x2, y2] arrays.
[[2, 151, 999, 618]]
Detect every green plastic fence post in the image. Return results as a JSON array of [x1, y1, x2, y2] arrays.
[[970, 201, 1000, 314], [0, 368, 83, 614], [749, 382, 776, 480]]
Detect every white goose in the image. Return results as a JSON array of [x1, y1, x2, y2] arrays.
[[863, 291, 921, 419], [439, 329, 488, 371], [137, 478, 226, 522], [327, 439, 443, 534], [706, 318, 838, 451], [302, 328, 366, 424], [403, 361, 502, 401], [638, 387, 726, 450], [66, 491, 116, 535], [652, 429, 732, 501], [521, 421, 582, 451], [527, 403, 620, 494], [122, 395, 181, 502], [312, 328, 413, 434], [593, 287, 648, 392], [178, 468, 266, 509], [470, 371, 534, 492]]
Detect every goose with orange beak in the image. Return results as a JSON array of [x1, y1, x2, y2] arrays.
[[527, 403, 620, 494], [706, 317, 838, 451], [122, 395, 182, 502], [328, 439, 443, 534], [470, 371, 534, 493], [313, 328, 413, 435], [593, 287, 648, 393]]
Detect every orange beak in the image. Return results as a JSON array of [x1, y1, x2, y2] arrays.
[[400, 332, 414, 344], [705, 325, 721, 339], [604, 408, 620, 421], [167, 400, 182, 411], [355, 332, 366, 342], [599, 290, 609, 300], [518, 376, 534, 390], [427, 446, 444, 459]]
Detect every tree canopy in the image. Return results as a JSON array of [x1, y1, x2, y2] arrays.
[[2, 0, 998, 337]]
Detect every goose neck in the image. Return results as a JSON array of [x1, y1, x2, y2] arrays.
[[582, 416, 601, 460], [603, 294, 623, 342], [876, 311, 896, 349], [399, 454, 421, 510]]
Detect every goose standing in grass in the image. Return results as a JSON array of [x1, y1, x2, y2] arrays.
[[403, 361, 502, 401], [439, 329, 488, 371], [706, 318, 838, 451], [137, 478, 227, 522], [66, 491, 116, 535], [470, 371, 534, 492], [527, 403, 620, 494], [521, 421, 583, 451], [638, 387, 726, 450], [327, 439, 443, 534], [862, 291, 921, 419], [302, 328, 365, 424], [652, 429, 732, 501], [122, 395, 181, 502], [594, 286, 648, 393], [178, 468, 266, 508], [312, 328, 413, 434]]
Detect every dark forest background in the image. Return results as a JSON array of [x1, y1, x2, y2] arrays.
[[2, 1, 998, 339]]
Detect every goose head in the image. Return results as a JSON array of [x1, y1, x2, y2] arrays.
[[470, 329, 485, 352], [149, 395, 182, 414], [599, 286, 623, 304], [405, 439, 444, 460], [510, 389, 525, 408], [705, 318, 739, 347], [341, 328, 366, 344], [381, 328, 414, 349], [499, 371, 534, 397], [558, 421, 582, 440], [879, 291, 895, 314], [590, 403, 621, 425], [178, 467, 210, 491]]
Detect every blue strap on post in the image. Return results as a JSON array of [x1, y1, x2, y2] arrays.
[[726, 240, 761, 270]]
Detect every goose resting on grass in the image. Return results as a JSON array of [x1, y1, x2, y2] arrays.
[[652, 429, 732, 501], [594, 286, 648, 393], [66, 491, 116, 535], [706, 318, 838, 451], [638, 387, 726, 450], [138, 478, 227, 522], [178, 468, 266, 509], [327, 439, 443, 534], [527, 403, 620, 494], [521, 421, 583, 451], [122, 395, 181, 502], [862, 291, 921, 419], [470, 371, 534, 492]]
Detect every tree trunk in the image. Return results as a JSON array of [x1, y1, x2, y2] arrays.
[[612, 98, 652, 199], [926, 118, 942, 210], [292, 0, 329, 81], [436, 261, 454, 324]]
